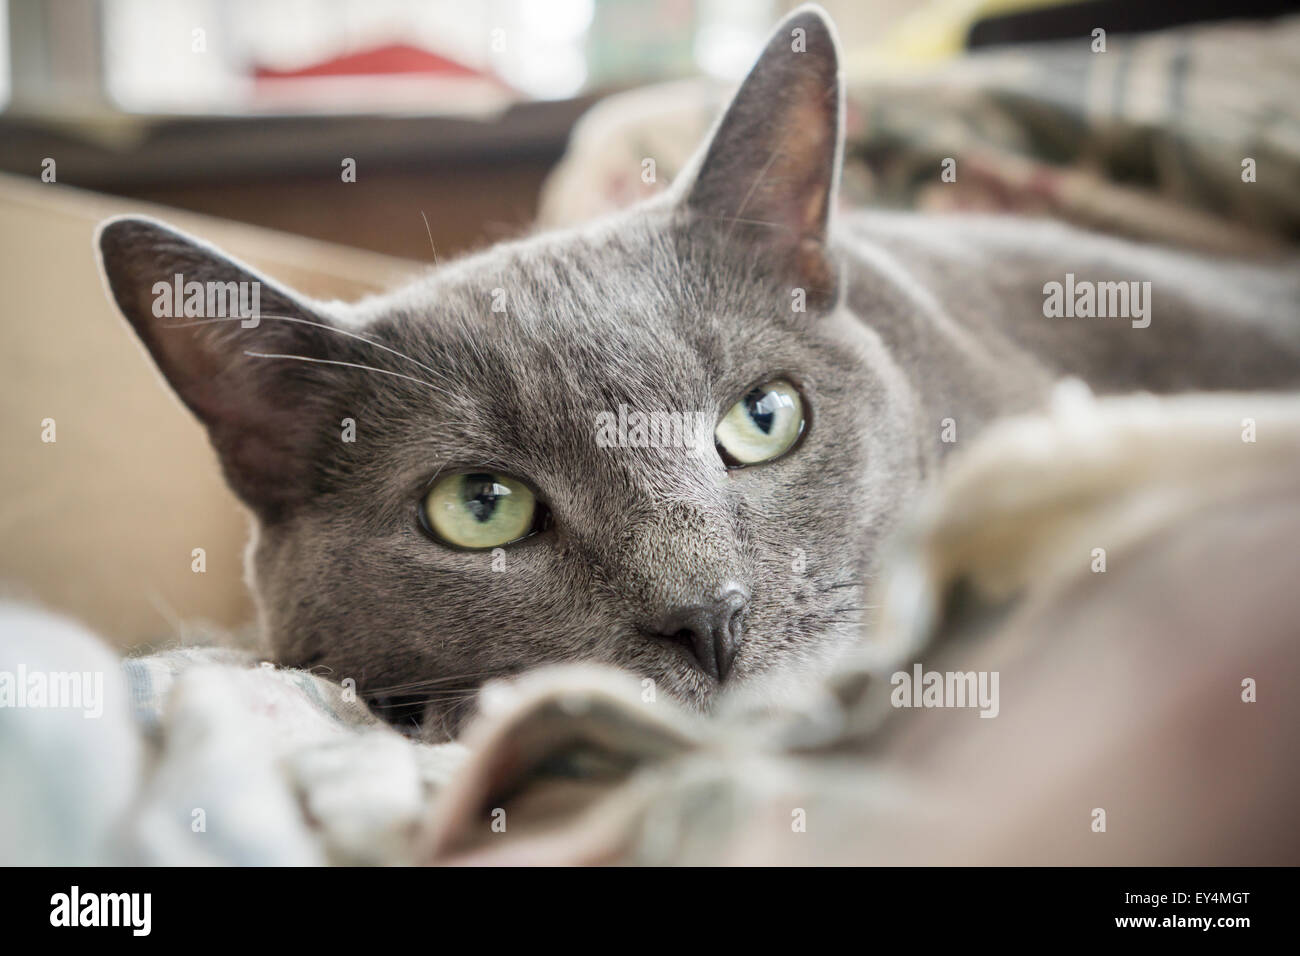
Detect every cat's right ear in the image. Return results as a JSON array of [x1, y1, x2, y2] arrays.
[[96, 216, 348, 519], [679, 5, 844, 306]]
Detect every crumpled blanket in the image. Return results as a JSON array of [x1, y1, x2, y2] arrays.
[[1, 620, 466, 865], [4, 386, 1299, 865]]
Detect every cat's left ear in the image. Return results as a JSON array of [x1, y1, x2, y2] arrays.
[[681, 4, 843, 304]]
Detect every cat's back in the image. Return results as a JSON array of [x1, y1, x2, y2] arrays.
[[834, 210, 1300, 395], [837, 209, 1299, 307]]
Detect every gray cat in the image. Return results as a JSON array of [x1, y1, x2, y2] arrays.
[[97, 6, 1300, 739]]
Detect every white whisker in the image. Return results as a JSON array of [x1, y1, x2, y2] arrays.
[[420, 210, 439, 266], [242, 351, 452, 396], [165, 312, 454, 385]]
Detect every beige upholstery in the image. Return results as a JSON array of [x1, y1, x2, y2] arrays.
[[0, 174, 419, 649]]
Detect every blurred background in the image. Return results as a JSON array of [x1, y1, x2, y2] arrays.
[[1, 0, 1298, 650], [4, 0, 1293, 260], [0, 0, 927, 258]]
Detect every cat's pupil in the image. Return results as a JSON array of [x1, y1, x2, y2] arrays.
[[746, 388, 776, 434], [462, 473, 505, 523]]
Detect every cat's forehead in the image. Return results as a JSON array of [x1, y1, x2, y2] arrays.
[[340, 219, 812, 491], [362, 218, 778, 407], [407, 218, 696, 331]]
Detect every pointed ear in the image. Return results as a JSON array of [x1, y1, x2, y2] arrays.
[[96, 216, 350, 520], [682, 5, 843, 305]]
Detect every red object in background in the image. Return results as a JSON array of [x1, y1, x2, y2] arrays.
[[254, 42, 491, 81]]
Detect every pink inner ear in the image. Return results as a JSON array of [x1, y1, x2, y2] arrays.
[[684, 9, 841, 260], [797, 238, 836, 300], [763, 76, 836, 239]]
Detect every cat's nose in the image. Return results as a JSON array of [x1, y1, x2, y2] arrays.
[[653, 585, 749, 681]]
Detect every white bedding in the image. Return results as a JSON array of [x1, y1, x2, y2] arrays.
[[1, 606, 466, 865]]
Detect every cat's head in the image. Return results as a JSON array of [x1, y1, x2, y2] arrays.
[[97, 6, 921, 738]]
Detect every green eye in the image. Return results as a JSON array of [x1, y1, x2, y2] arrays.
[[420, 472, 540, 549], [715, 379, 806, 466]]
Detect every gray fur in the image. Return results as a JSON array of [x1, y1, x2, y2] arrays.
[[96, 6, 1300, 739]]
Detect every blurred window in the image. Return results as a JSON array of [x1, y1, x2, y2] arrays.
[[1, 0, 779, 118]]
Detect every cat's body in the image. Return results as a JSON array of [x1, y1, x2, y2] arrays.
[[98, 7, 1300, 739], [838, 210, 1300, 454]]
